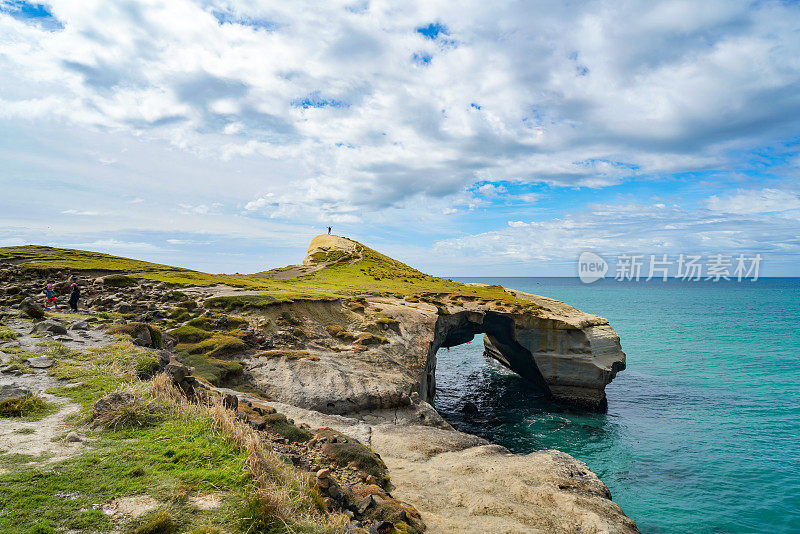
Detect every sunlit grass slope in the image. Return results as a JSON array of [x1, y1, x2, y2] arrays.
[[0, 240, 541, 309]]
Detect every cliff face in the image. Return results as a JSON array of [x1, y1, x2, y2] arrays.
[[241, 236, 626, 412]]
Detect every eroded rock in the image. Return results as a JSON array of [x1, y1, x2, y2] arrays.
[[19, 298, 45, 320], [31, 320, 68, 336]]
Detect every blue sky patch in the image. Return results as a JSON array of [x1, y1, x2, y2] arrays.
[[416, 22, 449, 40], [412, 52, 432, 65], [211, 9, 280, 31], [292, 91, 348, 109], [1, 1, 63, 30]]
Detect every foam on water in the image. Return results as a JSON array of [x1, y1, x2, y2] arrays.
[[435, 278, 800, 533]]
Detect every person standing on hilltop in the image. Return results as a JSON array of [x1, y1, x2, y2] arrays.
[[68, 282, 80, 312], [327, 226, 332, 235], [43, 283, 58, 309]]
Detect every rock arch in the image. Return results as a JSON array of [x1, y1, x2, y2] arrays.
[[420, 309, 626, 411]]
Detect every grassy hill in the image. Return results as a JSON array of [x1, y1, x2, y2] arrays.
[[0, 238, 540, 311]]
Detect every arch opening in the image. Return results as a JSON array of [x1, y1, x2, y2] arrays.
[[421, 310, 551, 403]]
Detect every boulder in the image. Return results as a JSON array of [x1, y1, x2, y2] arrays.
[[26, 356, 54, 369], [19, 298, 45, 320], [165, 361, 189, 385], [31, 320, 68, 336], [222, 393, 238, 411], [92, 391, 139, 419], [0, 385, 31, 401], [69, 321, 89, 331]]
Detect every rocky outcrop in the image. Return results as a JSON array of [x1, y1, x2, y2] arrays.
[[247, 398, 639, 534], [244, 293, 624, 413]]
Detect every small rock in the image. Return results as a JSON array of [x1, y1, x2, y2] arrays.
[[374, 521, 394, 534], [365, 475, 377, 485], [0, 385, 31, 401], [328, 484, 341, 499], [92, 391, 139, 420], [31, 320, 68, 336], [19, 297, 45, 320], [64, 431, 82, 443], [222, 393, 238, 411], [356, 494, 374, 515], [165, 362, 189, 385], [69, 321, 89, 331], [316, 468, 330, 479], [26, 356, 54, 369], [462, 401, 479, 417]]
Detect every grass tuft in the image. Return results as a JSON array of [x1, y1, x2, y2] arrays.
[[129, 510, 176, 534], [0, 393, 58, 420]]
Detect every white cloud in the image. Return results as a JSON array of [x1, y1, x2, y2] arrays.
[[436, 200, 800, 263], [1, 0, 799, 273], [68, 239, 168, 254], [707, 188, 800, 214], [0, 0, 797, 223], [62, 209, 107, 216]]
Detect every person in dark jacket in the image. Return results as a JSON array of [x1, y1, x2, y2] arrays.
[[68, 283, 80, 312]]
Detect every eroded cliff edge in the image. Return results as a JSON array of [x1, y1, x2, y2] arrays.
[[0, 237, 637, 533], [242, 235, 626, 413]]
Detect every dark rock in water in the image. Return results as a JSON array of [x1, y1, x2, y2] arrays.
[[0, 385, 31, 401], [20, 298, 45, 320], [31, 320, 68, 336], [462, 402, 479, 417], [26, 356, 54, 369]]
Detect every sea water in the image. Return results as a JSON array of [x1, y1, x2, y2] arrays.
[[435, 278, 800, 533]]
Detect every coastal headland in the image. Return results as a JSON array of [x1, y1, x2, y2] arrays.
[[0, 236, 636, 533]]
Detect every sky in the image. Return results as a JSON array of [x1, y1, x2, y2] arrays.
[[1, 0, 799, 276]]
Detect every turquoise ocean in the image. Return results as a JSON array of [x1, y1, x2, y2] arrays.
[[437, 278, 800, 533]]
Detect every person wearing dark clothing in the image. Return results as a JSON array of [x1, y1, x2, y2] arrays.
[[68, 283, 80, 312], [327, 226, 332, 235]]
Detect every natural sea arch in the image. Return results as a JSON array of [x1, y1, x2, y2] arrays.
[[420, 310, 552, 404]]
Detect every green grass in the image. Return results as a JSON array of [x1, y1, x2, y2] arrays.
[[0, 327, 19, 339], [259, 350, 319, 362], [0, 237, 546, 312], [176, 334, 246, 360], [0, 336, 344, 533], [169, 325, 213, 344], [0, 412, 251, 533], [179, 354, 242, 386], [0, 245, 186, 274], [260, 412, 313, 443], [0, 394, 59, 421]]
